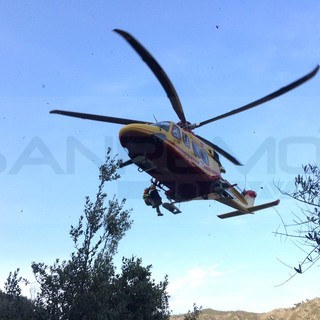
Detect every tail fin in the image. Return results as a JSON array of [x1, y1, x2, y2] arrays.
[[243, 190, 257, 207]]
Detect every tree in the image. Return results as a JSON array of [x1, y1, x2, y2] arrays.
[[3, 150, 170, 319], [0, 269, 34, 320], [4, 269, 28, 297], [184, 303, 202, 320], [0, 291, 36, 320], [109, 257, 170, 320], [276, 164, 320, 281]]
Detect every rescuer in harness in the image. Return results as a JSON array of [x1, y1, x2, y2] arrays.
[[143, 183, 163, 216]]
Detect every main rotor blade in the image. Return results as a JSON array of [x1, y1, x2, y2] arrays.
[[50, 110, 150, 125], [196, 134, 242, 166], [114, 29, 187, 124], [196, 65, 319, 128]]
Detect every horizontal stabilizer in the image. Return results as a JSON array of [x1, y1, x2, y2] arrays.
[[217, 199, 280, 219]]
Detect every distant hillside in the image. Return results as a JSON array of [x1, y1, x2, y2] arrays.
[[171, 297, 320, 320]]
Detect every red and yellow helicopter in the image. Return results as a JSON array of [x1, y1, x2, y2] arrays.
[[50, 29, 319, 218]]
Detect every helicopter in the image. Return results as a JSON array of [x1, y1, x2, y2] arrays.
[[50, 29, 319, 219]]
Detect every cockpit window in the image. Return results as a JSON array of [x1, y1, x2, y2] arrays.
[[172, 125, 181, 140], [152, 121, 170, 132]]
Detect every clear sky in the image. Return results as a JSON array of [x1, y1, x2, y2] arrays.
[[0, 0, 320, 314]]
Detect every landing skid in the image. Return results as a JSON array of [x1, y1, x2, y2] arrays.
[[217, 199, 280, 219], [162, 202, 181, 214]]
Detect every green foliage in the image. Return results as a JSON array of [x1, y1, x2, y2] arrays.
[[0, 269, 34, 319], [292, 164, 320, 206], [277, 164, 320, 280], [109, 257, 170, 320], [0, 291, 36, 320], [184, 303, 202, 320], [4, 268, 28, 297], [3, 150, 170, 319]]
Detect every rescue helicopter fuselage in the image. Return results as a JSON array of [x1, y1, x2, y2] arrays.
[[119, 121, 270, 217]]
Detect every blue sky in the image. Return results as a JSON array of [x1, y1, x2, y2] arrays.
[[1, 0, 320, 314]]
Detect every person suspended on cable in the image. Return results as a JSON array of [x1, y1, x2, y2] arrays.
[[143, 183, 163, 216]]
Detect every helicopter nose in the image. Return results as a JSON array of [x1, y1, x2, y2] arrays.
[[119, 124, 166, 157]]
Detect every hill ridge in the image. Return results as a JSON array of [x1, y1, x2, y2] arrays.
[[171, 297, 320, 320]]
